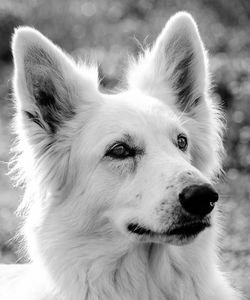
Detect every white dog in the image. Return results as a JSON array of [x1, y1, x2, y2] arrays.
[[0, 12, 243, 300]]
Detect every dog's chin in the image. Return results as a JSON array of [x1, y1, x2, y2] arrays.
[[126, 218, 211, 245]]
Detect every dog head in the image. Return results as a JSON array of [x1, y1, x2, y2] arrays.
[[12, 12, 224, 251]]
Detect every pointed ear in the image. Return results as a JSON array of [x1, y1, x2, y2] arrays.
[[12, 27, 98, 134], [128, 12, 208, 111], [128, 13, 224, 177]]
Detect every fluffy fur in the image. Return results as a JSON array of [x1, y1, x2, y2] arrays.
[[0, 12, 244, 300]]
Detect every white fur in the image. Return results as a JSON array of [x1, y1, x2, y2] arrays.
[[0, 12, 244, 300]]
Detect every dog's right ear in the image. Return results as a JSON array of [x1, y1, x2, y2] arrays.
[[12, 27, 99, 136], [11, 27, 99, 190]]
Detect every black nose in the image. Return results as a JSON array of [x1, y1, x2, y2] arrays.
[[179, 184, 218, 217]]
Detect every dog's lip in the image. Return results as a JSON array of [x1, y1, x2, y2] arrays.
[[127, 219, 210, 238], [167, 220, 210, 236]]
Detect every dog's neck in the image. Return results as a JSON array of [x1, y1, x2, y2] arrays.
[[40, 239, 206, 300], [82, 243, 169, 300]]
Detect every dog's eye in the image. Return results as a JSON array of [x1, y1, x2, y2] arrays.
[[177, 134, 188, 151], [106, 143, 135, 159]]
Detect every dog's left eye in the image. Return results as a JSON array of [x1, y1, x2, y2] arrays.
[[177, 134, 188, 151], [105, 143, 135, 159]]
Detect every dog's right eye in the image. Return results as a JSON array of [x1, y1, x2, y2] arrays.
[[105, 143, 135, 159]]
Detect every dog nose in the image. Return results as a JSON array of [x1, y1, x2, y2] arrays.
[[179, 184, 218, 217]]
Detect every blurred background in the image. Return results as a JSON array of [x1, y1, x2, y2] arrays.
[[0, 0, 249, 297]]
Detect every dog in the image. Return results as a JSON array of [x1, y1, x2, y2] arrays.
[[0, 11, 243, 300]]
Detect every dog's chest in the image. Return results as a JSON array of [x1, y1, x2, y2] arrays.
[[83, 250, 202, 300]]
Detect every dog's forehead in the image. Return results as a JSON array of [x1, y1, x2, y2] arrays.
[[100, 91, 179, 128]]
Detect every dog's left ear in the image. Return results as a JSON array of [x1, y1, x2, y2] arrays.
[[128, 12, 207, 111], [129, 12, 224, 177]]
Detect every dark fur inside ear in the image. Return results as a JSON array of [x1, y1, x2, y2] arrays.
[[24, 111, 46, 130], [24, 47, 75, 133], [172, 51, 201, 112]]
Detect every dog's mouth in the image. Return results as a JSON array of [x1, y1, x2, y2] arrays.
[[127, 218, 210, 244]]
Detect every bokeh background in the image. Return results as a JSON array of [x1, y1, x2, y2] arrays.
[[0, 0, 249, 297]]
